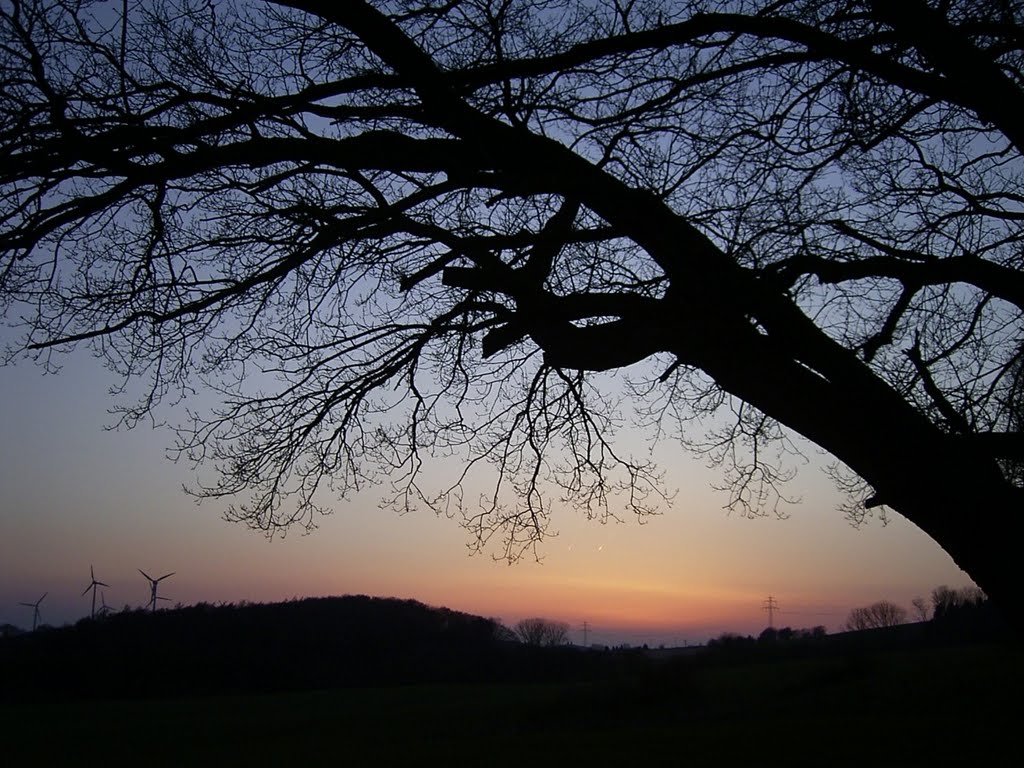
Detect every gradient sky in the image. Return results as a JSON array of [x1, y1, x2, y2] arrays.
[[0, 339, 976, 646]]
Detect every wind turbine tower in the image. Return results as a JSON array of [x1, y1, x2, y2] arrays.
[[19, 593, 47, 631], [82, 565, 109, 619], [97, 590, 115, 617], [139, 569, 175, 612]]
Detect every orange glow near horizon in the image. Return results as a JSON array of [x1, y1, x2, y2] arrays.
[[0, 356, 977, 644]]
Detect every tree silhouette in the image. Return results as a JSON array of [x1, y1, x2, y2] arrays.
[[845, 601, 907, 631], [910, 597, 930, 623], [931, 584, 988, 621], [514, 617, 570, 647], [2, 1, 1024, 612]]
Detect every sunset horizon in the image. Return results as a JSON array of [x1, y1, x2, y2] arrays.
[[1, 343, 977, 646]]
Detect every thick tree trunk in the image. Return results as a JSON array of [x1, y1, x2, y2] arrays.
[[533, 154, 1024, 616], [671, 295, 1024, 620]]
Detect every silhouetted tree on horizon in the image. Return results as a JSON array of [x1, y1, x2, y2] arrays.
[[845, 600, 907, 631], [514, 617, 570, 647], [3, 1, 1024, 615], [758, 626, 827, 644], [911, 597, 930, 623], [931, 585, 988, 621]]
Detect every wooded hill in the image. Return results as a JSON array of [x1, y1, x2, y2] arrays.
[[1, 596, 507, 696], [2, 592, 1006, 699], [0, 595, 645, 697]]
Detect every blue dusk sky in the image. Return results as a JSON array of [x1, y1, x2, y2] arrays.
[[0, 339, 975, 646]]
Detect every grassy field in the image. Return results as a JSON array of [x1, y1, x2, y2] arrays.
[[4, 641, 1019, 766]]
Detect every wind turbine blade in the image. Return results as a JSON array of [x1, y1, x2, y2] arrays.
[[90, 565, 95, 580], [139, 569, 153, 581], [96, 580, 109, 588], [39, 593, 47, 604], [157, 572, 175, 581], [82, 584, 93, 596], [19, 602, 33, 608]]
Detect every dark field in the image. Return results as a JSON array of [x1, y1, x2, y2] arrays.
[[4, 642, 1019, 767]]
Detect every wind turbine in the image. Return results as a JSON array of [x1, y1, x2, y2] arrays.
[[96, 590, 115, 617], [19, 593, 46, 631], [138, 569, 174, 612], [82, 565, 109, 619]]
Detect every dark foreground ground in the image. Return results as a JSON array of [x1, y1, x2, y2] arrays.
[[3, 641, 1019, 767]]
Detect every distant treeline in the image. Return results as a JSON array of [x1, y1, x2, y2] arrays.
[[0, 596, 646, 698], [2, 592, 1008, 699], [704, 592, 1007, 664]]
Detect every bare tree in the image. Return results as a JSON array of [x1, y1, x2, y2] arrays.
[[931, 584, 987, 620], [931, 586, 961, 620], [2, 1, 1024, 613], [959, 586, 988, 606], [845, 601, 908, 631], [514, 617, 569, 647], [911, 596, 930, 623]]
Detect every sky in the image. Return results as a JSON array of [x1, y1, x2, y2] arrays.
[[0, 342, 977, 646]]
